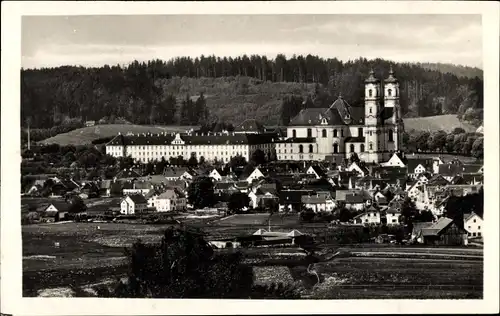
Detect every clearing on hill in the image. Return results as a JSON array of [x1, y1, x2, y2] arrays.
[[403, 115, 476, 133], [38, 124, 194, 146]]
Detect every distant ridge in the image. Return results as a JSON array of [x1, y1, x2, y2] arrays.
[[417, 62, 483, 79]]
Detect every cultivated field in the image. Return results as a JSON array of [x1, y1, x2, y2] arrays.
[[403, 114, 477, 133], [22, 214, 483, 298], [38, 124, 195, 146]]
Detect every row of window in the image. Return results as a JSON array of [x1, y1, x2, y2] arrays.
[[291, 128, 394, 140], [367, 88, 396, 97]]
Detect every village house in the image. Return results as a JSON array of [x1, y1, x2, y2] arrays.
[[163, 167, 197, 181], [306, 165, 326, 179], [353, 206, 381, 225], [406, 158, 434, 179], [464, 212, 483, 239], [209, 168, 231, 182], [42, 201, 72, 222], [301, 193, 336, 212], [120, 195, 148, 215], [248, 187, 279, 209], [411, 217, 468, 246], [245, 167, 266, 184], [346, 161, 370, 177], [279, 189, 313, 212], [98, 180, 112, 197], [336, 189, 372, 210], [122, 181, 154, 196], [114, 168, 141, 181], [149, 189, 187, 212]]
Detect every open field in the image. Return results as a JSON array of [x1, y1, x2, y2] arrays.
[[403, 114, 476, 133], [22, 217, 483, 298], [38, 124, 195, 146]]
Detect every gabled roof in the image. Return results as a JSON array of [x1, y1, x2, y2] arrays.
[[125, 194, 147, 204], [406, 158, 434, 172], [115, 169, 141, 179], [308, 165, 326, 178], [463, 212, 482, 222], [46, 201, 72, 213], [234, 119, 265, 133], [438, 164, 463, 177], [461, 164, 483, 174], [279, 190, 312, 204], [428, 174, 449, 186], [421, 217, 454, 236]]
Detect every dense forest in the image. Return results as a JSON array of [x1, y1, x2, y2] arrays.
[[21, 55, 483, 130]]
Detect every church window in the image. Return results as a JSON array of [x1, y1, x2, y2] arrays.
[[388, 89, 392, 97], [369, 143, 373, 150], [388, 129, 394, 142], [370, 131, 373, 136], [299, 145, 304, 153], [292, 129, 297, 138], [322, 129, 327, 138], [333, 143, 338, 154], [341, 129, 344, 137], [368, 89, 373, 97], [309, 144, 314, 153], [333, 129, 338, 137], [369, 107, 372, 114], [360, 144, 365, 152], [350, 144, 355, 153], [358, 127, 363, 137], [307, 128, 312, 138]]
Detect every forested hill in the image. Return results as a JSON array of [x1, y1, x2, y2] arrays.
[[417, 62, 483, 79], [21, 55, 483, 129]]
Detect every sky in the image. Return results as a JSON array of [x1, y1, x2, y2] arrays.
[[21, 14, 483, 69]]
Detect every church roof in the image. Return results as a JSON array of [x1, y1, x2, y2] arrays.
[[365, 69, 380, 84], [384, 67, 398, 83]]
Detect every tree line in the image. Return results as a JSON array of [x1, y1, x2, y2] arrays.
[[22, 55, 483, 130], [402, 128, 483, 159]]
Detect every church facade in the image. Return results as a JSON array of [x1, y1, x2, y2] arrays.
[[276, 68, 404, 164]]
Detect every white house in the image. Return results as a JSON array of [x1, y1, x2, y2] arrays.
[[464, 212, 483, 238], [120, 195, 148, 215], [149, 189, 187, 212], [301, 194, 336, 212], [209, 168, 224, 182], [246, 167, 265, 184], [122, 181, 153, 196], [346, 162, 369, 177], [306, 165, 325, 179], [248, 188, 278, 209], [381, 153, 406, 168], [354, 210, 381, 225], [385, 210, 401, 225]]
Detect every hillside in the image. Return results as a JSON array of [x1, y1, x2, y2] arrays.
[[22, 56, 483, 130], [417, 62, 483, 79], [38, 124, 193, 146], [38, 115, 474, 146], [403, 115, 476, 133]]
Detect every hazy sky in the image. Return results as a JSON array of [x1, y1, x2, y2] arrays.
[[22, 14, 483, 69]]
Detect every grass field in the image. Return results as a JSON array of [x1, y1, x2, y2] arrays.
[[405, 152, 481, 163], [403, 114, 477, 133], [38, 124, 194, 146]]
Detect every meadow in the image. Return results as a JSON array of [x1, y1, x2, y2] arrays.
[[38, 124, 194, 146]]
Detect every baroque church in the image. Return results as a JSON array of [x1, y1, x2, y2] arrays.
[[277, 68, 404, 164]]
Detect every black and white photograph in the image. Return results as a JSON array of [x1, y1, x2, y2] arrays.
[[2, 1, 499, 315]]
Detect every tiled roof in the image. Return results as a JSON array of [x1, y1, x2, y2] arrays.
[[407, 158, 434, 172], [279, 190, 313, 204], [384, 68, 398, 83], [107, 132, 278, 146], [421, 217, 454, 236], [301, 195, 329, 204], [126, 194, 148, 204], [115, 169, 141, 179]]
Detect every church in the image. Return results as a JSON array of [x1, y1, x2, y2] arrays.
[[276, 67, 404, 164]]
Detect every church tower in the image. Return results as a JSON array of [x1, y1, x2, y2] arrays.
[[364, 69, 382, 163], [384, 66, 402, 153]]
